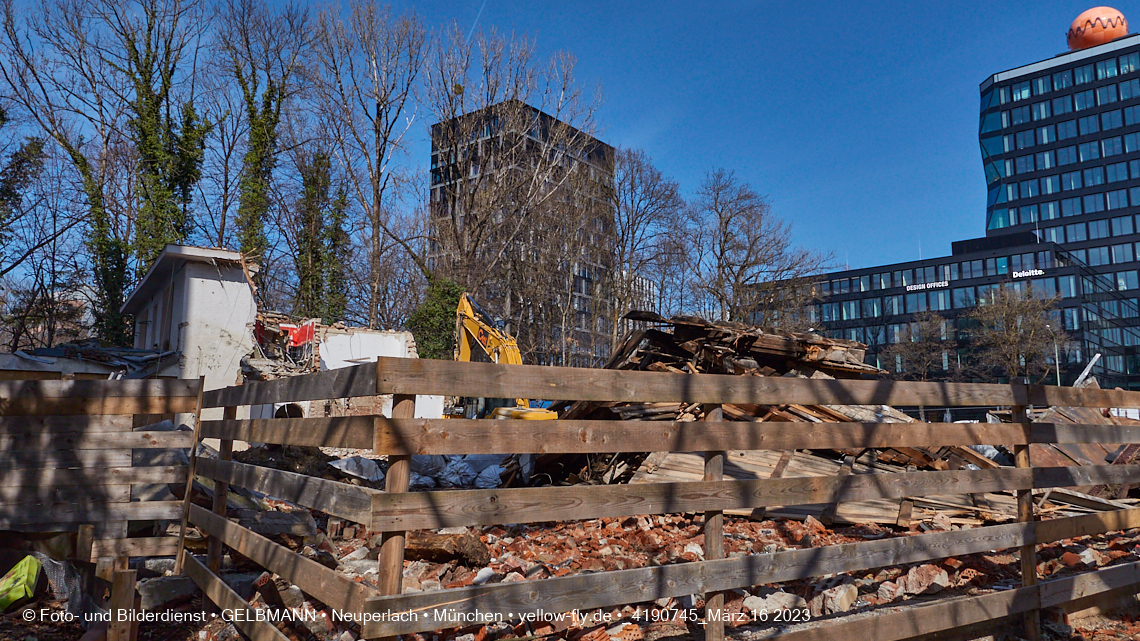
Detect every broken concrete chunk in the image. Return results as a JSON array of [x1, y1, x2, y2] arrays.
[[901, 564, 950, 595]]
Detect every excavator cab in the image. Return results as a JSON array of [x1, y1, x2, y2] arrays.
[[454, 293, 557, 420]]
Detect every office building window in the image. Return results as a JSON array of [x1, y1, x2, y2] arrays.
[[1061, 171, 1082, 190], [1119, 271, 1140, 290], [1011, 105, 1031, 125], [1016, 130, 1034, 149], [1105, 136, 1125, 156], [1013, 80, 1032, 99], [1075, 89, 1095, 110], [930, 290, 950, 311], [1108, 161, 1129, 182], [1041, 175, 1060, 194], [1037, 125, 1055, 144], [1113, 243, 1134, 263], [1131, 187, 1140, 206], [1079, 141, 1101, 160], [1058, 120, 1079, 140], [1032, 101, 1051, 121], [1020, 179, 1039, 198], [884, 295, 903, 315], [1041, 201, 1061, 220], [1108, 188, 1130, 210], [1103, 109, 1124, 129], [1127, 105, 1140, 125], [1076, 64, 1095, 85], [999, 86, 1011, 104], [1126, 132, 1140, 153], [1014, 154, 1033, 174], [906, 292, 928, 313], [1057, 146, 1078, 165], [1085, 194, 1106, 213], [1113, 215, 1135, 236], [1132, 160, 1140, 178], [1064, 307, 1080, 330], [862, 298, 882, 318], [1084, 167, 1105, 187], [1098, 84, 1119, 105], [841, 300, 859, 320], [1059, 275, 1079, 298], [1079, 115, 1100, 135], [1053, 95, 1073, 116], [952, 287, 975, 308], [1033, 76, 1050, 95], [1054, 69, 1074, 89], [1061, 197, 1082, 217], [1019, 204, 1039, 222], [1090, 218, 1111, 239], [1012, 252, 1035, 272], [1099, 59, 1120, 79], [1089, 246, 1111, 266], [1066, 222, 1087, 241], [859, 275, 870, 292], [1122, 78, 1140, 100], [1036, 150, 1055, 170]]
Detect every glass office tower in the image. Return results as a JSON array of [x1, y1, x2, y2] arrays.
[[811, 24, 1140, 389]]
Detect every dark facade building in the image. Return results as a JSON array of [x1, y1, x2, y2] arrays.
[[427, 100, 617, 367], [815, 18, 1140, 389]]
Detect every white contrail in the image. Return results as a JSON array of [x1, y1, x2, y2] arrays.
[[466, 0, 489, 43]]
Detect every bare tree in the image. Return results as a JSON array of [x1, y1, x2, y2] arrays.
[[968, 285, 1067, 383], [603, 147, 682, 350], [684, 169, 826, 327], [881, 311, 952, 380], [311, 2, 425, 329]]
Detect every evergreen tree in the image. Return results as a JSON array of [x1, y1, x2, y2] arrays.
[[321, 189, 350, 324], [294, 152, 330, 319], [235, 80, 284, 275], [405, 277, 464, 359]]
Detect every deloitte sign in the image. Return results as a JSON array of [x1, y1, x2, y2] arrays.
[[1012, 269, 1045, 279]]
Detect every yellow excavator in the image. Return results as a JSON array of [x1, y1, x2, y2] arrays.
[[454, 293, 557, 420]]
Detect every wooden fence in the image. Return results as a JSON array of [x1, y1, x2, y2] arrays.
[[0, 377, 200, 641], [186, 357, 1140, 641]]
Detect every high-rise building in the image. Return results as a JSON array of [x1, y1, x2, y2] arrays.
[[428, 99, 617, 367], [810, 8, 1140, 389]]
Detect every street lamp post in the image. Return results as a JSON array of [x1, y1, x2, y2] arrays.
[[1047, 324, 1061, 386]]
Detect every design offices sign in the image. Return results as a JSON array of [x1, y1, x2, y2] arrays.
[[905, 281, 949, 292]]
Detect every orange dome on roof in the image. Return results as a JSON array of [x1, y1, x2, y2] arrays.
[[1067, 7, 1128, 50]]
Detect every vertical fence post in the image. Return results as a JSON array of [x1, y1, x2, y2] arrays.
[[107, 567, 137, 641], [206, 404, 236, 613], [378, 394, 415, 599], [175, 377, 206, 575], [1013, 400, 1041, 641], [703, 405, 725, 641]]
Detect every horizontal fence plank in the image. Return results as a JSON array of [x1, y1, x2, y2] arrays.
[[370, 469, 1034, 531], [1033, 465, 1140, 489], [0, 449, 132, 470], [182, 553, 290, 641], [0, 378, 200, 399], [0, 415, 133, 433], [201, 365, 376, 408], [1038, 559, 1140, 608], [1036, 508, 1140, 543], [91, 537, 182, 561], [0, 430, 194, 452], [0, 500, 181, 526], [197, 458, 378, 525], [1030, 423, 1140, 445], [0, 465, 187, 488], [189, 504, 377, 613], [200, 417, 374, 449], [374, 419, 1031, 455], [0, 483, 129, 505], [360, 507, 1137, 637], [374, 357, 1140, 408], [0, 396, 198, 416]]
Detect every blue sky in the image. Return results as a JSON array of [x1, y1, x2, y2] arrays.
[[388, 1, 1128, 270]]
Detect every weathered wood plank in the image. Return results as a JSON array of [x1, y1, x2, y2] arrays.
[[92, 537, 182, 561], [1035, 508, 1140, 543], [360, 520, 1032, 637], [370, 469, 1035, 531], [0, 501, 182, 526], [201, 416, 374, 449], [0, 415, 133, 433], [0, 483, 130, 505], [0, 396, 198, 416], [1038, 560, 1140, 607], [181, 553, 290, 641], [0, 465, 187, 488], [0, 430, 194, 451], [373, 357, 1140, 408], [1034, 465, 1140, 489], [196, 458, 378, 525], [107, 568, 137, 641], [373, 419, 1032, 455], [189, 504, 377, 613], [0, 378, 199, 399], [201, 364, 376, 408], [0, 449, 133, 470]]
